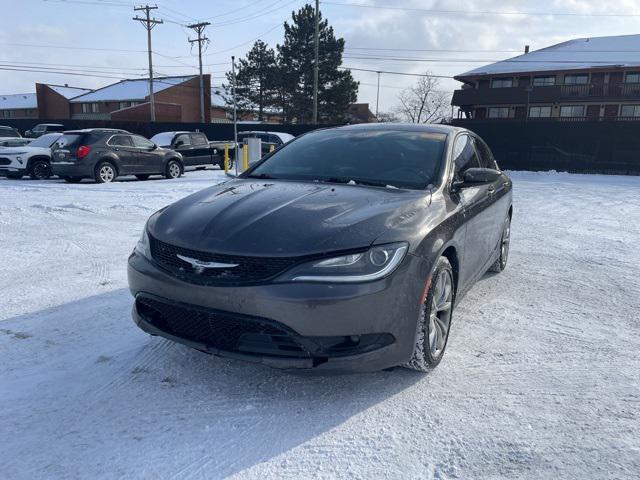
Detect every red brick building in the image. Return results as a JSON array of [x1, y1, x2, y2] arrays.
[[2, 75, 211, 123]]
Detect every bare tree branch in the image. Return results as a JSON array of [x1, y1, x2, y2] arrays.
[[394, 72, 451, 124]]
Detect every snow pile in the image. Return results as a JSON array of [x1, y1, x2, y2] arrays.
[[0, 171, 639, 479]]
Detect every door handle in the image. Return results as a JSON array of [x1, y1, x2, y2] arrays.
[[487, 185, 495, 195]]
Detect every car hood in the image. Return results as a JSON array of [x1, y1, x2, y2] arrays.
[[0, 146, 50, 155], [149, 179, 430, 256]]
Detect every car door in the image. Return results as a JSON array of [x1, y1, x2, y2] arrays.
[[451, 133, 496, 284], [131, 135, 160, 173], [108, 134, 138, 173], [173, 133, 194, 166], [472, 135, 511, 258], [189, 133, 211, 166]]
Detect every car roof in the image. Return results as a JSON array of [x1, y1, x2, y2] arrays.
[[36, 123, 64, 127], [64, 128, 130, 134], [153, 131, 190, 136]]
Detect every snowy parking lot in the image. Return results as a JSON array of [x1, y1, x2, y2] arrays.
[[1, 170, 639, 479]]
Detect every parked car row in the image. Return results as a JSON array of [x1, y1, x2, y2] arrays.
[[0, 127, 248, 183]]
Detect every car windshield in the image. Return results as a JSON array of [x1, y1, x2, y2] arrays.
[[29, 133, 62, 148], [246, 128, 447, 190]]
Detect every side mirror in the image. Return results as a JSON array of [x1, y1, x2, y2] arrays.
[[462, 168, 501, 184], [149, 144, 157, 151]]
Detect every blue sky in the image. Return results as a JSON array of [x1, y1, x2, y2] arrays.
[[2, 0, 640, 113]]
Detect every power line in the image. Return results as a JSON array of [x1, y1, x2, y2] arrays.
[[0, 65, 128, 80], [0, 41, 145, 53], [341, 66, 454, 79], [321, 1, 640, 17]]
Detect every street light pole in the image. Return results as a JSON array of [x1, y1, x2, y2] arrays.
[[375, 71, 381, 120], [232, 56, 238, 176], [312, 0, 320, 124]]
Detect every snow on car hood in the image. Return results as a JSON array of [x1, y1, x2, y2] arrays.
[[149, 179, 429, 257]]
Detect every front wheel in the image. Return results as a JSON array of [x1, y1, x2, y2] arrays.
[[29, 160, 52, 180], [489, 215, 511, 273], [165, 160, 182, 179], [95, 161, 117, 184], [404, 256, 455, 372]]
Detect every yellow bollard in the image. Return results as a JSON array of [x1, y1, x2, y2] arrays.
[[243, 144, 249, 171], [224, 144, 229, 173], [269, 144, 275, 153]]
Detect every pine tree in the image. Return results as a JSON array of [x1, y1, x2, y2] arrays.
[[226, 40, 278, 121], [277, 4, 358, 123]]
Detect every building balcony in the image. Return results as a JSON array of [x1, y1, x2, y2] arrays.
[[452, 83, 640, 106]]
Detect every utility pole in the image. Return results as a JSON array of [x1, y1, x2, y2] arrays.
[[375, 71, 381, 120], [312, 0, 319, 124], [187, 21, 210, 124], [231, 56, 238, 176], [133, 4, 162, 122]]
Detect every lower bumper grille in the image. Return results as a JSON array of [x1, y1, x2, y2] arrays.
[[135, 295, 309, 358], [0, 158, 11, 166]]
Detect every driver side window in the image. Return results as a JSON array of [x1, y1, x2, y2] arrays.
[[452, 134, 480, 181]]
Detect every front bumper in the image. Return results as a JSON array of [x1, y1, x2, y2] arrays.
[[0, 157, 26, 175], [128, 251, 427, 372]]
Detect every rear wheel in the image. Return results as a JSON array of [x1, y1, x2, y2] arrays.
[[135, 174, 150, 181], [95, 161, 116, 184], [29, 159, 52, 180], [165, 160, 182, 179], [63, 177, 82, 183], [404, 257, 454, 372], [489, 215, 511, 273]]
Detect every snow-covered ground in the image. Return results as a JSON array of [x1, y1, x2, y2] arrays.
[[1, 171, 639, 479]]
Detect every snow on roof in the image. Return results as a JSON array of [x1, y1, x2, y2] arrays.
[[211, 86, 230, 108], [70, 76, 196, 103], [0, 93, 37, 110], [457, 34, 640, 78], [46, 84, 92, 99]]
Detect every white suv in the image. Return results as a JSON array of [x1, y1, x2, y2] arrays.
[[0, 133, 62, 180]]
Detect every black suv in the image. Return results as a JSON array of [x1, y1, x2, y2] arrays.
[[25, 124, 65, 138], [50, 129, 184, 183]]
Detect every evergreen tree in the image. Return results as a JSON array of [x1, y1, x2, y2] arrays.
[[277, 4, 358, 123], [226, 40, 278, 121]]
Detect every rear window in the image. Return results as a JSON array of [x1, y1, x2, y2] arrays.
[[191, 133, 208, 145], [54, 133, 83, 149]]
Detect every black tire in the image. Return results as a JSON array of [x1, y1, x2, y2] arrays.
[[6, 173, 23, 179], [29, 159, 52, 180], [94, 161, 117, 184], [135, 174, 150, 181], [63, 177, 82, 183], [404, 256, 455, 372], [165, 159, 182, 179], [489, 215, 511, 273]]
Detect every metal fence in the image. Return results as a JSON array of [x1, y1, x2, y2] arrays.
[[451, 119, 640, 175], [1, 118, 328, 141]]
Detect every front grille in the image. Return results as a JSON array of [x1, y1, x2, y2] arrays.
[[0, 158, 11, 166], [136, 296, 309, 358], [149, 234, 301, 285]]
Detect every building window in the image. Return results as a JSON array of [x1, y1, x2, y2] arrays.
[[564, 74, 588, 85], [91, 103, 99, 113], [119, 102, 130, 110], [488, 107, 510, 118], [560, 105, 585, 117], [529, 106, 552, 118], [491, 78, 513, 88], [533, 76, 556, 86], [625, 72, 640, 84], [621, 105, 640, 117], [2, 110, 11, 118]]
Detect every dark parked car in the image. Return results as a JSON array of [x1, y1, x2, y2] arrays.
[[0, 126, 22, 138], [25, 123, 65, 138], [128, 124, 512, 373], [238, 130, 295, 156], [50, 129, 184, 183], [150, 131, 232, 170]]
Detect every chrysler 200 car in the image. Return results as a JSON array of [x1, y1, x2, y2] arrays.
[[128, 124, 512, 373]]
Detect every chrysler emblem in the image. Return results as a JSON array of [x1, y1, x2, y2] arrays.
[[176, 254, 239, 271]]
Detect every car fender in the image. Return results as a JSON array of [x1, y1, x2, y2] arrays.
[[26, 154, 51, 170], [96, 152, 121, 173]]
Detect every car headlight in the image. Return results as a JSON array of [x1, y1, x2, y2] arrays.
[[280, 242, 408, 283], [134, 223, 151, 259]]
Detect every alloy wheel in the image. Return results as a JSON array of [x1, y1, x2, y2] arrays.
[[99, 165, 115, 183], [168, 162, 181, 178], [32, 161, 51, 180], [501, 218, 511, 268], [428, 269, 453, 358]]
